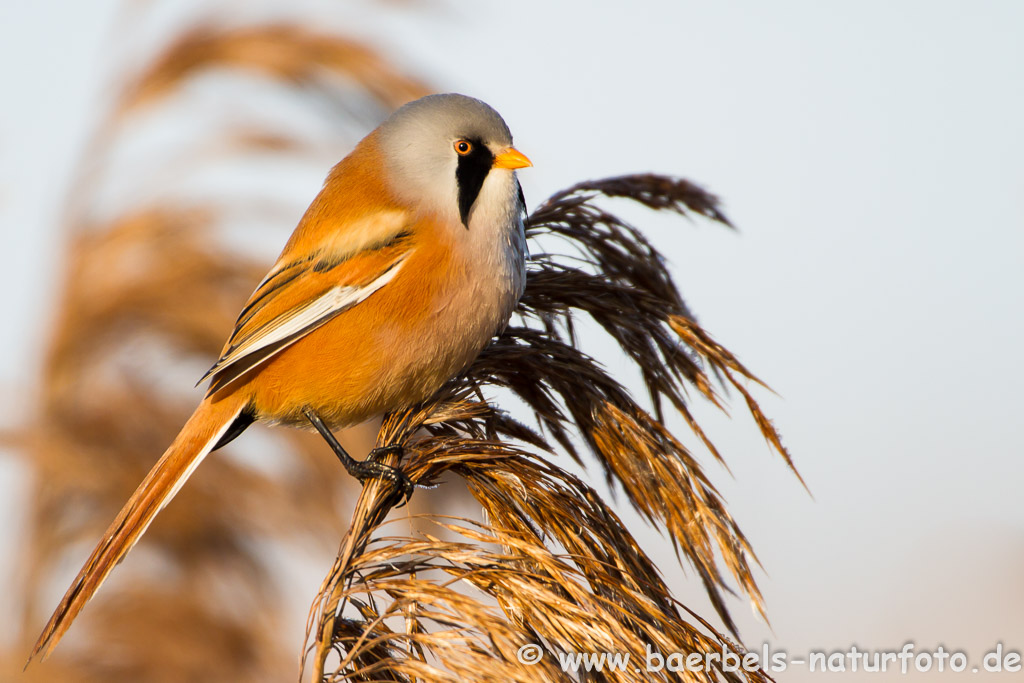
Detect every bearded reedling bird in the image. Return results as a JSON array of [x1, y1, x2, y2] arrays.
[[30, 93, 532, 661]]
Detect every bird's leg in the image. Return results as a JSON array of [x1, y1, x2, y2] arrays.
[[303, 408, 413, 504]]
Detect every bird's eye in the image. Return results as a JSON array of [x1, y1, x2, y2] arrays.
[[454, 140, 473, 155]]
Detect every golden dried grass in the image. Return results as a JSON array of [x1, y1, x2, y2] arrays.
[[304, 176, 795, 681]]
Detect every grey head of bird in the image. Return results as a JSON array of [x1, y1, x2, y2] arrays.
[[378, 93, 530, 228]]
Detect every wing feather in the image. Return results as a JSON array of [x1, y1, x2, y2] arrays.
[[201, 220, 413, 394]]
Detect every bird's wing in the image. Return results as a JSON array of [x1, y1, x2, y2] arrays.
[[201, 221, 413, 395]]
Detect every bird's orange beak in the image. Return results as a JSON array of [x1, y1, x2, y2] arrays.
[[493, 147, 532, 170]]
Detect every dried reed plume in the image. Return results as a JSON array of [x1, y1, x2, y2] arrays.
[[303, 175, 797, 682]]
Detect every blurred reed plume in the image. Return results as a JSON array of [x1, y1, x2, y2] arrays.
[[5, 12, 430, 683], [3, 6, 797, 683]]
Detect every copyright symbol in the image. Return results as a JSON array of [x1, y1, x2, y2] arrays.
[[517, 643, 543, 665]]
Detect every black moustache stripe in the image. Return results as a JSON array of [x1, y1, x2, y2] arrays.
[[455, 138, 494, 227]]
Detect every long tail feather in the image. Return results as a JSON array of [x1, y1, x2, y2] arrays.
[[29, 394, 248, 662]]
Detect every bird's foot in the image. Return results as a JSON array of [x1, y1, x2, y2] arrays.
[[358, 445, 413, 505], [303, 408, 413, 506]]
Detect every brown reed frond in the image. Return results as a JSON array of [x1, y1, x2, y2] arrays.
[[307, 176, 795, 681], [118, 24, 426, 116]]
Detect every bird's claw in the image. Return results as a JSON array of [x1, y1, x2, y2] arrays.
[[358, 446, 413, 506]]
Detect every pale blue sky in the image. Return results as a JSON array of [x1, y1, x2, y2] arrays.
[[2, 1, 1023, 676]]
